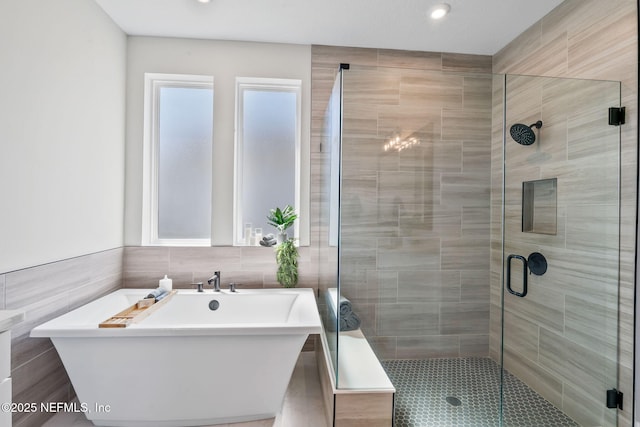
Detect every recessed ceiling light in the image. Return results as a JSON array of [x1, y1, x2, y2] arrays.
[[196, 0, 211, 3], [430, 3, 451, 20]]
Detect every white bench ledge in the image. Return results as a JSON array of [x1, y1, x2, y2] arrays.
[[336, 329, 395, 392]]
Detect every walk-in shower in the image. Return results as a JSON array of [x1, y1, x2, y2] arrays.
[[320, 64, 621, 426]]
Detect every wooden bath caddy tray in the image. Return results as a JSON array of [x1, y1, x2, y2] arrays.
[[99, 290, 177, 328]]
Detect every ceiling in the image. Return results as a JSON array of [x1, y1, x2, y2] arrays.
[[95, 0, 565, 56]]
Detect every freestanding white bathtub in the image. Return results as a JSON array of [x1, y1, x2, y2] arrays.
[[31, 288, 322, 427]]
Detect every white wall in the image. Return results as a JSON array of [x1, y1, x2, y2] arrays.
[[124, 37, 312, 246], [0, 0, 127, 273]]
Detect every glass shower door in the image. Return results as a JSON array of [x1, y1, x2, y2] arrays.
[[500, 74, 621, 427]]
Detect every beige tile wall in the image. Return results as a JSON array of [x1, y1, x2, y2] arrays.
[[122, 246, 317, 290], [492, 1, 637, 426], [3, 248, 123, 427], [311, 46, 493, 361]]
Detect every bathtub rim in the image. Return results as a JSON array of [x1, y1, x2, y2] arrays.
[[30, 287, 322, 338]]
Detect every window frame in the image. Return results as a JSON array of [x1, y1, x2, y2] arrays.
[[233, 77, 302, 246], [141, 73, 214, 246]]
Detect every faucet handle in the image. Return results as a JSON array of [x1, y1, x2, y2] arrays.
[[229, 283, 237, 293], [192, 282, 204, 293]]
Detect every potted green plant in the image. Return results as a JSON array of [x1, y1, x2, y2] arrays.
[[275, 238, 298, 288], [267, 205, 298, 244], [267, 205, 299, 287]]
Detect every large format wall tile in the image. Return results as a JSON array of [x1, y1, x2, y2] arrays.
[[377, 303, 440, 336], [538, 328, 614, 395], [442, 53, 492, 73], [12, 348, 70, 427], [440, 174, 490, 207], [123, 246, 316, 290], [502, 345, 564, 410], [398, 204, 462, 239], [377, 238, 441, 270], [396, 271, 460, 303], [377, 49, 442, 70], [439, 302, 489, 335], [460, 270, 490, 303], [441, 238, 490, 271], [396, 335, 460, 359], [399, 71, 463, 109], [6, 257, 90, 309]]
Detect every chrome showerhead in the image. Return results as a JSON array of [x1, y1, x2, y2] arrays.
[[510, 120, 543, 145]]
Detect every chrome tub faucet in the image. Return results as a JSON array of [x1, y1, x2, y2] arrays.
[[208, 271, 221, 292]]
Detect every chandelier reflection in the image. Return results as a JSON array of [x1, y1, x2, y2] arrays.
[[383, 134, 421, 152]]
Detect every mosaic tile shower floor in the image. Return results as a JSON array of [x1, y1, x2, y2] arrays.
[[382, 358, 578, 427]]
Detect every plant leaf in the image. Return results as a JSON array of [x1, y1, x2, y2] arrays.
[[267, 205, 298, 231]]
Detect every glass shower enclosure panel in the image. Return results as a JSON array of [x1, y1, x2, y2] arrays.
[[338, 64, 495, 395], [501, 74, 621, 427], [319, 68, 343, 383]]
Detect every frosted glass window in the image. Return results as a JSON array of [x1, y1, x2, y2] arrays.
[[235, 79, 300, 245], [142, 73, 214, 246], [157, 86, 213, 239]]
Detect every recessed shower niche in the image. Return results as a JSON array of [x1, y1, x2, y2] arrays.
[[522, 178, 557, 235]]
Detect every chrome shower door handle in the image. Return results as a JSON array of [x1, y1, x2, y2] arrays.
[[506, 254, 528, 297]]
